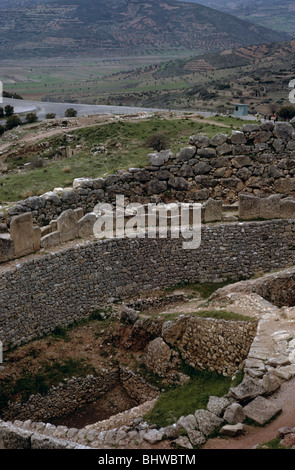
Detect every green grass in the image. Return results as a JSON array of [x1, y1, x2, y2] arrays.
[[4, 357, 97, 404], [0, 116, 238, 203], [257, 437, 288, 450], [161, 309, 257, 323], [144, 368, 232, 428], [164, 280, 234, 299]]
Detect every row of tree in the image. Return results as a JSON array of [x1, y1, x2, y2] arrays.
[[0, 106, 39, 135], [0, 106, 78, 136]]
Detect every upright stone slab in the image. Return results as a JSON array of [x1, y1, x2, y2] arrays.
[[238, 194, 260, 220], [260, 194, 281, 219], [33, 227, 41, 252], [203, 198, 223, 222], [56, 209, 79, 243], [0, 234, 14, 263], [280, 198, 295, 219], [78, 213, 97, 238], [10, 213, 34, 258]]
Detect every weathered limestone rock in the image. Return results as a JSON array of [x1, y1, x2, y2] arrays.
[[189, 135, 211, 148], [229, 376, 264, 403], [238, 194, 260, 220], [197, 147, 216, 158], [148, 150, 173, 166], [176, 146, 196, 161], [144, 337, 172, 376], [146, 179, 167, 195], [10, 213, 34, 257], [273, 122, 294, 140], [56, 209, 79, 243], [120, 306, 138, 324], [187, 430, 206, 447], [73, 178, 94, 190], [210, 133, 228, 147], [280, 198, 295, 219], [194, 410, 223, 436], [262, 374, 281, 395], [203, 198, 223, 222], [77, 213, 97, 238], [0, 424, 32, 449], [267, 355, 290, 368], [274, 178, 295, 194], [162, 318, 188, 347], [0, 234, 14, 262], [142, 429, 163, 444], [279, 433, 295, 448], [243, 396, 281, 425], [207, 396, 231, 417], [41, 231, 60, 249], [172, 436, 193, 449], [231, 131, 247, 145], [220, 423, 245, 437], [223, 402, 245, 424], [33, 226, 41, 251], [161, 424, 181, 440], [177, 414, 197, 432], [260, 194, 281, 219]]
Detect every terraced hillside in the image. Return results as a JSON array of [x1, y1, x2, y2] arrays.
[[0, 0, 287, 59]]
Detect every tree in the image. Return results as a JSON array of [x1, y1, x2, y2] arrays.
[[64, 108, 77, 118], [5, 115, 21, 130], [4, 105, 14, 117], [277, 105, 295, 121], [0, 107, 4, 118], [25, 112, 38, 124], [45, 113, 56, 119]]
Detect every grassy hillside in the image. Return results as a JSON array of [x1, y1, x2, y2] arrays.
[[179, 0, 295, 35], [0, 0, 287, 60], [0, 114, 243, 203]]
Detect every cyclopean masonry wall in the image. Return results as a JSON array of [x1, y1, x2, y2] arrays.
[[1, 218, 295, 349], [5, 121, 295, 225]]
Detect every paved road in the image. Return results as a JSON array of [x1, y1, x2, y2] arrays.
[[1, 97, 216, 120]]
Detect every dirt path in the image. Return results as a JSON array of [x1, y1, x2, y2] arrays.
[[205, 377, 295, 449]]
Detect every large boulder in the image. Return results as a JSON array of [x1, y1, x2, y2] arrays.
[[243, 396, 281, 425], [229, 376, 264, 403], [194, 410, 223, 436]]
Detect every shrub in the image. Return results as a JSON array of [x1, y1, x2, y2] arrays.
[[25, 112, 38, 124], [30, 157, 44, 169], [0, 125, 5, 136], [278, 104, 295, 120], [65, 108, 78, 118], [144, 132, 170, 151], [4, 104, 14, 117], [5, 115, 21, 130], [45, 113, 56, 119]]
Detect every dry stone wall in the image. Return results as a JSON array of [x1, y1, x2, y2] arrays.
[[1, 368, 159, 423], [5, 121, 295, 225], [1, 219, 295, 349], [161, 316, 257, 375]]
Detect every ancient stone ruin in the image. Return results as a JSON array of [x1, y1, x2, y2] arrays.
[[1, 120, 295, 449]]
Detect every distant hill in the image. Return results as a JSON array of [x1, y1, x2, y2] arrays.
[[0, 0, 288, 59], [178, 0, 295, 36], [92, 39, 295, 115]]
